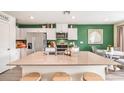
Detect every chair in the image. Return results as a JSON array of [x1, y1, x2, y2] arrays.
[[81, 72, 104, 81], [21, 72, 42, 81], [91, 46, 97, 53], [52, 72, 72, 81]]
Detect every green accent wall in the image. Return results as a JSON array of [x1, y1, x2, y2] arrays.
[[18, 24, 114, 51], [72, 24, 114, 51]]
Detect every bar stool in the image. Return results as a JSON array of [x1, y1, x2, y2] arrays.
[[81, 72, 104, 81], [21, 72, 42, 81], [52, 72, 72, 81]]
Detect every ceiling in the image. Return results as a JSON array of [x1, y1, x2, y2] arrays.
[[4, 11, 124, 24]]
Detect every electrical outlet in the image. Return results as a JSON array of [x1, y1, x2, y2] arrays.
[[80, 41, 83, 44]]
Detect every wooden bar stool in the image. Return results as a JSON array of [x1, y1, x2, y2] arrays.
[[21, 72, 42, 81], [52, 72, 72, 81], [81, 72, 104, 81]]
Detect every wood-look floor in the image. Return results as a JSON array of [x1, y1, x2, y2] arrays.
[[0, 66, 124, 81], [0, 66, 22, 81], [106, 70, 124, 81]]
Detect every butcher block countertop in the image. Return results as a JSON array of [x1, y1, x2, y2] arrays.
[[8, 51, 120, 66]]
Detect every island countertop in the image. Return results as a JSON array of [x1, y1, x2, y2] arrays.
[[8, 51, 120, 66]]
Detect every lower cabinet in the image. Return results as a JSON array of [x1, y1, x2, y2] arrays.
[[9, 49, 20, 62], [20, 48, 27, 58], [0, 51, 10, 73], [0, 49, 21, 73]]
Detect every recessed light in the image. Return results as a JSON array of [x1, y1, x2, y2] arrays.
[[72, 16, 76, 19], [30, 16, 34, 19]]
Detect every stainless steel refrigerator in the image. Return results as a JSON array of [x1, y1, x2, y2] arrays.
[[27, 32, 47, 55]]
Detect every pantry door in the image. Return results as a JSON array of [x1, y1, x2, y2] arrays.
[[0, 20, 10, 73], [0, 20, 10, 51]]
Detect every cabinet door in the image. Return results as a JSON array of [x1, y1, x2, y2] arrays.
[[61, 24, 68, 32], [56, 24, 62, 32], [68, 28, 78, 40], [16, 26, 20, 39], [56, 24, 68, 32], [16, 28, 27, 40], [20, 28, 27, 39], [9, 49, 20, 62], [47, 29, 56, 40]]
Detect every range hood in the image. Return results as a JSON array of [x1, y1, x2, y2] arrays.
[[56, 24, 68, 32]]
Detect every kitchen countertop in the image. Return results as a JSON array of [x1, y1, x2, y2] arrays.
[[8, 51, 120, 66]]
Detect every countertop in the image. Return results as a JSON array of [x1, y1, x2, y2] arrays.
[[8, 51, 120, 66]]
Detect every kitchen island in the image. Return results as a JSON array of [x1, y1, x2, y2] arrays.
[[8, 51, 120, 80]]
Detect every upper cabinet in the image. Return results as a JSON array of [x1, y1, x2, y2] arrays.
[[16, 24, 78, 40], [56, 24, 68, 32], [47, 28, 56, 40], [68, 28, 78, 40], [16, 28, 48, 40], [16, 28, 27, 40]]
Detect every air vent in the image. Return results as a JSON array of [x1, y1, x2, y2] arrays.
[[0, 14, 9, 22]]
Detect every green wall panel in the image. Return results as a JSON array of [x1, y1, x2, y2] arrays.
[[72, 24, 114, 51]]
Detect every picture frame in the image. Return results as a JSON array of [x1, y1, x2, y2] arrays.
[[88, 29, 103, 44]]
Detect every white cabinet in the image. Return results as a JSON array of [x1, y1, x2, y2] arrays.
[[68, 28, 78, 40], [16, 28, 48, 40], [0, 51, 10, 73], [20, 48, 27, 58], [16, 28, 27, 40], [16, 26, 20, 39], [47, 28, 56, 40], [9, 49, 20, 62], [56, 24, 68, 32]]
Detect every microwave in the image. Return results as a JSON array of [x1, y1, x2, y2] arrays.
[[56, 33, 68, 39]]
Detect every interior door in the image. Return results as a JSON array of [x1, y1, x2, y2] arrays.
[[0, 20, 10, 51], [0, 20, 10, 73]]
